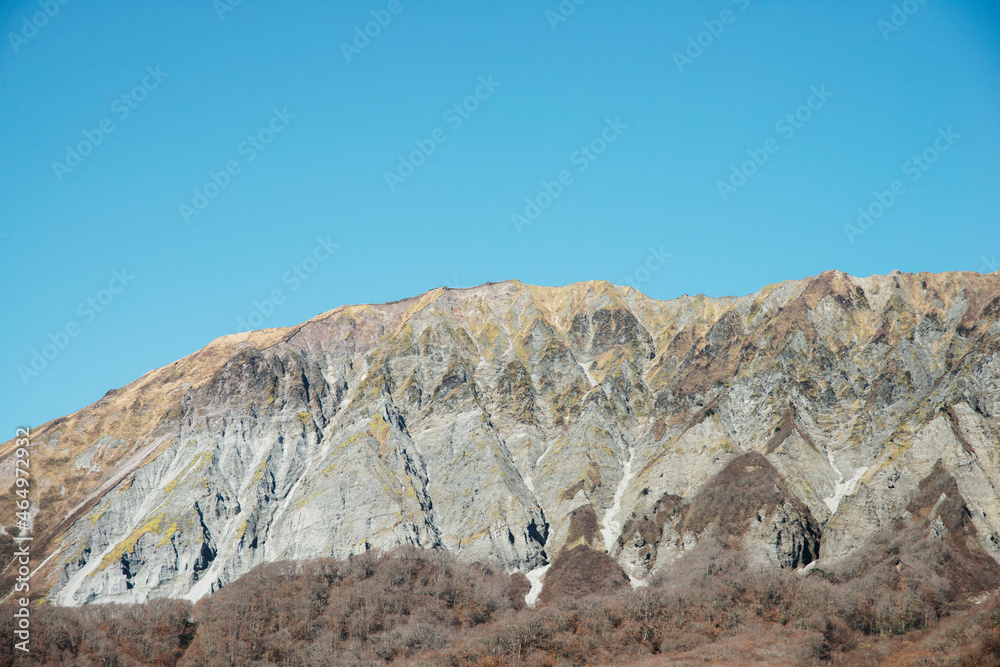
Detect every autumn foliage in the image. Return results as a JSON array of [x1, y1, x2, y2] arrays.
[[1, 540, 999, 666]]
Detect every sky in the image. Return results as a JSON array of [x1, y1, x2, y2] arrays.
[[1, 0, 999, 435]]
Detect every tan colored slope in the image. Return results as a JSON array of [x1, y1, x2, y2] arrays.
[[0, 328, 296, 586], [0, 283, 473, 541]]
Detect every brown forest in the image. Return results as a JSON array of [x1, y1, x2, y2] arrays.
[[2, 535, 1000, 667]]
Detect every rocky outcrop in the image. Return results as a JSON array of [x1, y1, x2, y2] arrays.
[[814, 459, 1000, 610], [617, 453, 820, 577], [537, 504, 630, 603], [1, 270, 999, 606]]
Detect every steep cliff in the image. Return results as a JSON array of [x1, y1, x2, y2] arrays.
[[2, 270, 999, 606]]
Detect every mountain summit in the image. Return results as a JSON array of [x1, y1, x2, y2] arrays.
[[3, 271, 1000, 607]]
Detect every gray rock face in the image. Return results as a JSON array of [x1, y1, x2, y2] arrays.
[[7, 271, 1000, 606]]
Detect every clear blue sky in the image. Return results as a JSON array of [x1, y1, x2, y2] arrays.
[[2, 0, 999, 435]]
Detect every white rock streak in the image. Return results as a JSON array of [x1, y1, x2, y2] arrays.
[[600, 447, 637, 555], [628, 573, 649, 588], [823, 448, 867, 514], [579, 361, 599, 388], [185, 560, 224, 602], [524, 563, 550, 605]]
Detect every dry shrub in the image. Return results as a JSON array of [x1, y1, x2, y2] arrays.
[[4, 539, 1000, 666]]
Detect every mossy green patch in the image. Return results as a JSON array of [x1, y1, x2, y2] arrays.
[[294, 490, 324, 510], [165, 450, 213, 495], [370, 412, 391, 445], [88, 503, 109, 525], [99, 514, 172, 570]]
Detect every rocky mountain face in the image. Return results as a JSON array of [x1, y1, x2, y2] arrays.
[[3, 270, 1000, 607]]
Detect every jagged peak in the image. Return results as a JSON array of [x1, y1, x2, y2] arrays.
[[11, 269, 997, 447]]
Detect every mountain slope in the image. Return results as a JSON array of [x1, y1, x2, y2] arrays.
[[2, 270, 1000, 606]]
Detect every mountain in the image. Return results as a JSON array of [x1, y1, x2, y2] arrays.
[[3, 270, 1000, 608]]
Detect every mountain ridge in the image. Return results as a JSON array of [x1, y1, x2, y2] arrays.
[[3, 268, 1000, 607]]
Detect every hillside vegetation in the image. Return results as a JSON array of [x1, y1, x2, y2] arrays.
[[3, 542, 999, 666]]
